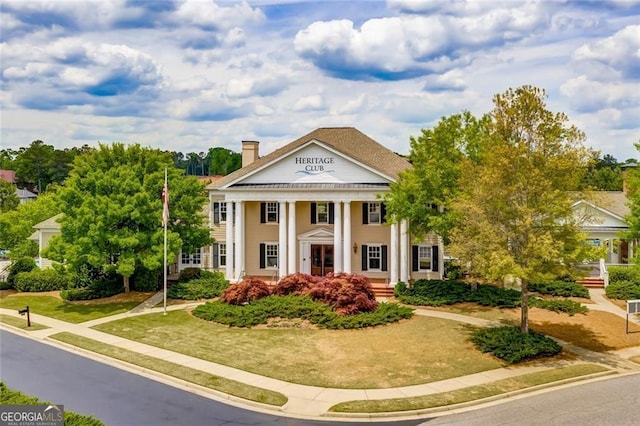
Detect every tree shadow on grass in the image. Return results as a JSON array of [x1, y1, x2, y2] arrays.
[[531, 321, 614, 352]]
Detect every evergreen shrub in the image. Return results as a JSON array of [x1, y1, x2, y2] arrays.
[[529, 281, 589, 298], [530, 298, 588, 315], [471, 326, 562, 363], [132, 268, 160, 292], [605, 280, 640, 300], [167, 273, 229, 300], [60, 278, 124, 301], [6, 257, 36, 285], [13, 268, 70, 292], [608, 267, 640, 285], [178, 267, 216, 283]]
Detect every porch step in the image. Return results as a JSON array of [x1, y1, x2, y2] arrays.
[[371, 284, 395, 298], [577, 277, 605, 288]]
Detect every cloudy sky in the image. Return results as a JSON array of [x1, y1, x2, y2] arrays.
[[1, 0, 639, 162]]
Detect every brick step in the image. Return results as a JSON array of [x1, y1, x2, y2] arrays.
[[371, 285, 395, 298], [577, 277, 605, 288]]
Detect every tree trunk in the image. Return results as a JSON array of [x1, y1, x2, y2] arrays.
[[520, 280, 529, 334], [124, 276, 130, 293]]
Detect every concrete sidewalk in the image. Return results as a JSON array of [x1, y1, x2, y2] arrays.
[[2, 291, 640, 421]]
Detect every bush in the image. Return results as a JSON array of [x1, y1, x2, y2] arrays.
[[608, 266, 640, 284], [393, 281, 407, 297], [167, 273, 229, 300], [220, 278, 272, 305], [273, 273, 320, 296], [309, 273, 378, 315], [471, 285, 521, 308], [0, 281, 11, 290], [132, 268, 160, 292], [177, 267, 216, 283], [60, 278, 124, 301], [397, 279, 521, 308], [471, 326, 562, 363], [13, 268, 70, 292], [529, 281, 589, 298], [6, 257, 36, 286], [605, 280, 640, 300], [193, 295, 413, 329], [530, 298, 588, 315]]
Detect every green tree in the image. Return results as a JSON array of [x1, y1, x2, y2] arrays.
[[448, 86, 594, 333], [0, 191, 60, 257], [382, 112, 488, 243], [623, 144, 640, 262], [45, 144, 211, 292], [206, 147, 241, 176], [581, 153, 623, 191], [14, 140, 55, 192], [0, 180, 19, 212], [0, 149, 17, 170]]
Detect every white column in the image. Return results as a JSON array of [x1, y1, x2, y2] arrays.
[[390, 222, 399, 285], [333, 201, 343, 273], [225, 201, 233, 281], [343, 201, 352, 274], [288, 201, 296, 274], [279, 201, 287, 279], [400, 219, 409, 282], [234, 201, 244, 281]]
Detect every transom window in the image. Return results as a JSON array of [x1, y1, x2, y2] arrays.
[[368, 245, 381, 270], [316, 202, 329, 224], [266, 202, 278, 223], [418, 246, 432, 271], [368, 202, 381, 224], [265, 243, 278, 267]]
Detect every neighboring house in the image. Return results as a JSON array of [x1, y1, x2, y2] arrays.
[[29, 213, 62, 268], [16, 187, 37, 203], [0, 170, 16, 183], [203, 127, 443, 285]]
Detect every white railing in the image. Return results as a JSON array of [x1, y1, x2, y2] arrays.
[[599, 258, 609, 287]]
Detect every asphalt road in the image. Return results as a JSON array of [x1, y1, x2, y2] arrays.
[[0, 330, 420, 426], [420, 372, 640, 426]]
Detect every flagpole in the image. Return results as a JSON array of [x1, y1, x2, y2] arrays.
[[163, 168, 168, 315]]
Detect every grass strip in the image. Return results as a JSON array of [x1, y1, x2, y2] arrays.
[[0, 314, 49, 331], [49, 332, 288, 407], [330, 363, 609, 413], [0, 295, 138, 323]]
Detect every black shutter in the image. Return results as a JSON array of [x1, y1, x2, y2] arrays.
[[361, 244, 368, 271], [310, 203, 317, 224], [381, 245, 388, 271], [412, 245, 419, 272], [328, 203, 335, 224], [362, 202, 369, 224], [212, 243, 219, 268], [259, 243, 266, 269], [432, 245, 439, 272], [260, 202, 266, 223], [381, 203, 387, 224], [232, 203, 236, 224], [213, 202, 220, 224]]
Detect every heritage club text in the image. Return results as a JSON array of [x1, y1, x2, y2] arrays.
[[295, 156, 334, 171]]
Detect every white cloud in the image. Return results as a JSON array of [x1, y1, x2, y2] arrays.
[[293, 95, 326, 112], [172, 0, 264, 31], [572, 25, 640, 80]]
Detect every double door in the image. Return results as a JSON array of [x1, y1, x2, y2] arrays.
[[311, 244, 334, 276]]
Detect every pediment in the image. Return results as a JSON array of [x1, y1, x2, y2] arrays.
[[233, 140, 391, 186], [573, 200, 628, 228], [297, 227, 334, 240]]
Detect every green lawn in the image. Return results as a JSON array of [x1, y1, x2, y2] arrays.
[[330, 363, 611, 413], [0, 295, 139, 323], [50, 332, 287, 406], [0, 314, 49, 331], [93, 310, 504, 389]]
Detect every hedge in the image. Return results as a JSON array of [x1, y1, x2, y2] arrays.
[[60, 278, 124, 301], [13, 268, 70, 292], [167, 273, 229, 300], [529, 281, 589, 298], [605, 280, 640, 300], [471, 326, 562, 363]]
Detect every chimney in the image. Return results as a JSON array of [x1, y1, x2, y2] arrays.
[[621, 163, 637, 194], [242, 141, 259, 167]]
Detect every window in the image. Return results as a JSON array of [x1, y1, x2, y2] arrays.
[[218, 243, 227, 267], [418, 246, 432, 271], [181, 247, 202, 265], [261, 202, 279, 223], [213, 202, 228, 224], [369, 203, 381, 224], [362, 202, 386, 224], [317, 202, 329, 223], [361, 244, 387, 271], [260, 243, 279, 268], [219, 203, 227, 223]]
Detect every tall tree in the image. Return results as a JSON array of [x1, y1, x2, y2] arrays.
[[206, 147, 241, 176], [448, 86, 595, 333], [622, 143, 640, 262], [13, 140, 55, 192], [44, 144, 211, 292], [382, 112, 488, 243], [0, 180, 19, 213]]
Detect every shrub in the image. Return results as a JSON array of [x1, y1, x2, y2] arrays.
[[309, 273, 378, 315], [470, 285, 521, 308], [60, 278, 124, 301], [273, 273, 320, 296], [608, 267, 640, 284], [13, 268, 70, 292], [193, 295, 413, 329], [167, 273, 229, 300], [220, 277, 272, 305], [6, 257, 36, 285], [530, 298, 588, 315], [132, 268, 160, 292], [472, 326, 562, 363], [605, 280, 640, 300], [393, 281, 407, 297], [177, 267, 216, 283], [529, 281, 589, 298], [400, 279, 471, 305], [0, 281, 11, 290]]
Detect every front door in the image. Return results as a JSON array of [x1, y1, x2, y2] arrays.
[[311, 244, 334, 276]]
